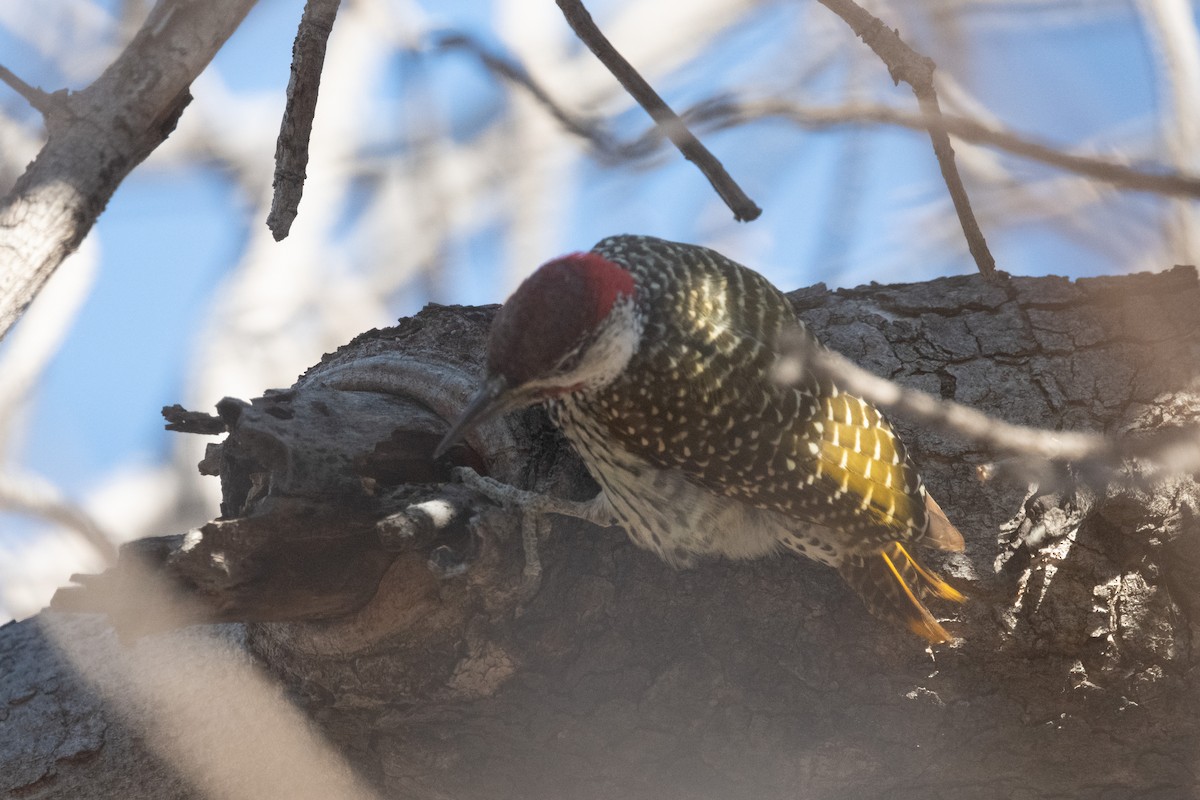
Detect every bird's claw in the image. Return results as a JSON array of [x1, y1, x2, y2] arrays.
[[451, 466, 546, 596], [452, 466, 613, 525], [452, 466, 541, 509]]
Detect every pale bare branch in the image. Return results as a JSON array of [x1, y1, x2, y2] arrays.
[[775, 330, 1200, 486], [0, 0, 257, 342]]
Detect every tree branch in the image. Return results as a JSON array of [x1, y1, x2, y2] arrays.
[[27, 269, 1200, 799], [441, 35, 1200, 201], [0, 472, 118, 564], [0, 64, 58, 116], [691, 98, 1200, 199], [0, 0, 257, 342], [816, 0, 997, 278], [267, 0, 343, 241], [554, 0, 762, 222], [436, 32, 613, 151]]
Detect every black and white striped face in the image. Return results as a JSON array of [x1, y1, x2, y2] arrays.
[[434, 251, 642, 458], [515, 294, 643, 401], [486, 252, 642, 402]]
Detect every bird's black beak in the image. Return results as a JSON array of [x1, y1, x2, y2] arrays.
[[433, 375, 513, 459]]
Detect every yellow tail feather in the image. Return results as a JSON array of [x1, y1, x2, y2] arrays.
[[839, 542, 965, 644], [892, 542, 966, 603]]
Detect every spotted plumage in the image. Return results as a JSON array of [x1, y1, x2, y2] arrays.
[[437, 234, 965, 643]]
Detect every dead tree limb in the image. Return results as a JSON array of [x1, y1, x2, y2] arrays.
[[0, 0, 257, 342], [4, 267, 1199, 798], [267, 0, 343, 241]]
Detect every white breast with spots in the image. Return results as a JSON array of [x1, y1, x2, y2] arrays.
[[551, 396, 845, 568]]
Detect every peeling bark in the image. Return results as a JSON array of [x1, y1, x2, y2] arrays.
[[4, 268, 1200, 799]]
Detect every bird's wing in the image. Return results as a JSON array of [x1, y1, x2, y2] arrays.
[[590, 234, 961, 550]]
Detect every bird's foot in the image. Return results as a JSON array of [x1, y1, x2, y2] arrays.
[[451, 467, 613, 597], [452, 467, 613, 525]]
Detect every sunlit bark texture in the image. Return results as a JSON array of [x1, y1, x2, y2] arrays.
[[4, 266, 1200, 799]]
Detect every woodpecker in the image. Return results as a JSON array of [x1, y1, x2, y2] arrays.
[[436, 234, 965, 643]]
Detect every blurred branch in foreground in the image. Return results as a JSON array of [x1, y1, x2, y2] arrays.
[[45, 563, 382, 800], [774, 277, 1200, 489]]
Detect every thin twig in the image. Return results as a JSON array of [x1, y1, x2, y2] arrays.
[[554, 0, 761, 222], [441, 35, 1200, 201], [436, 33, 612, 149], [690, 99, 1200, 199], [775, 333, 1200, 485], [267, 0, 343, 241], [0, 64, 58, 115], [433, 32, 642, 164], [816, 0, 996, 278]]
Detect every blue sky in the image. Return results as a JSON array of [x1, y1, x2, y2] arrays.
[[23, 170, 242, 486]]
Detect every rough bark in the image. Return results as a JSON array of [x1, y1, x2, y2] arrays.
[[4, 267, 1200, 799]]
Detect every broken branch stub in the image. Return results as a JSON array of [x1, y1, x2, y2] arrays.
[[51, 306, 557, 648]]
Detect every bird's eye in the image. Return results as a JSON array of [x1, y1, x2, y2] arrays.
[[555, 350, 582, 374], [553, 338, 590, 375]]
